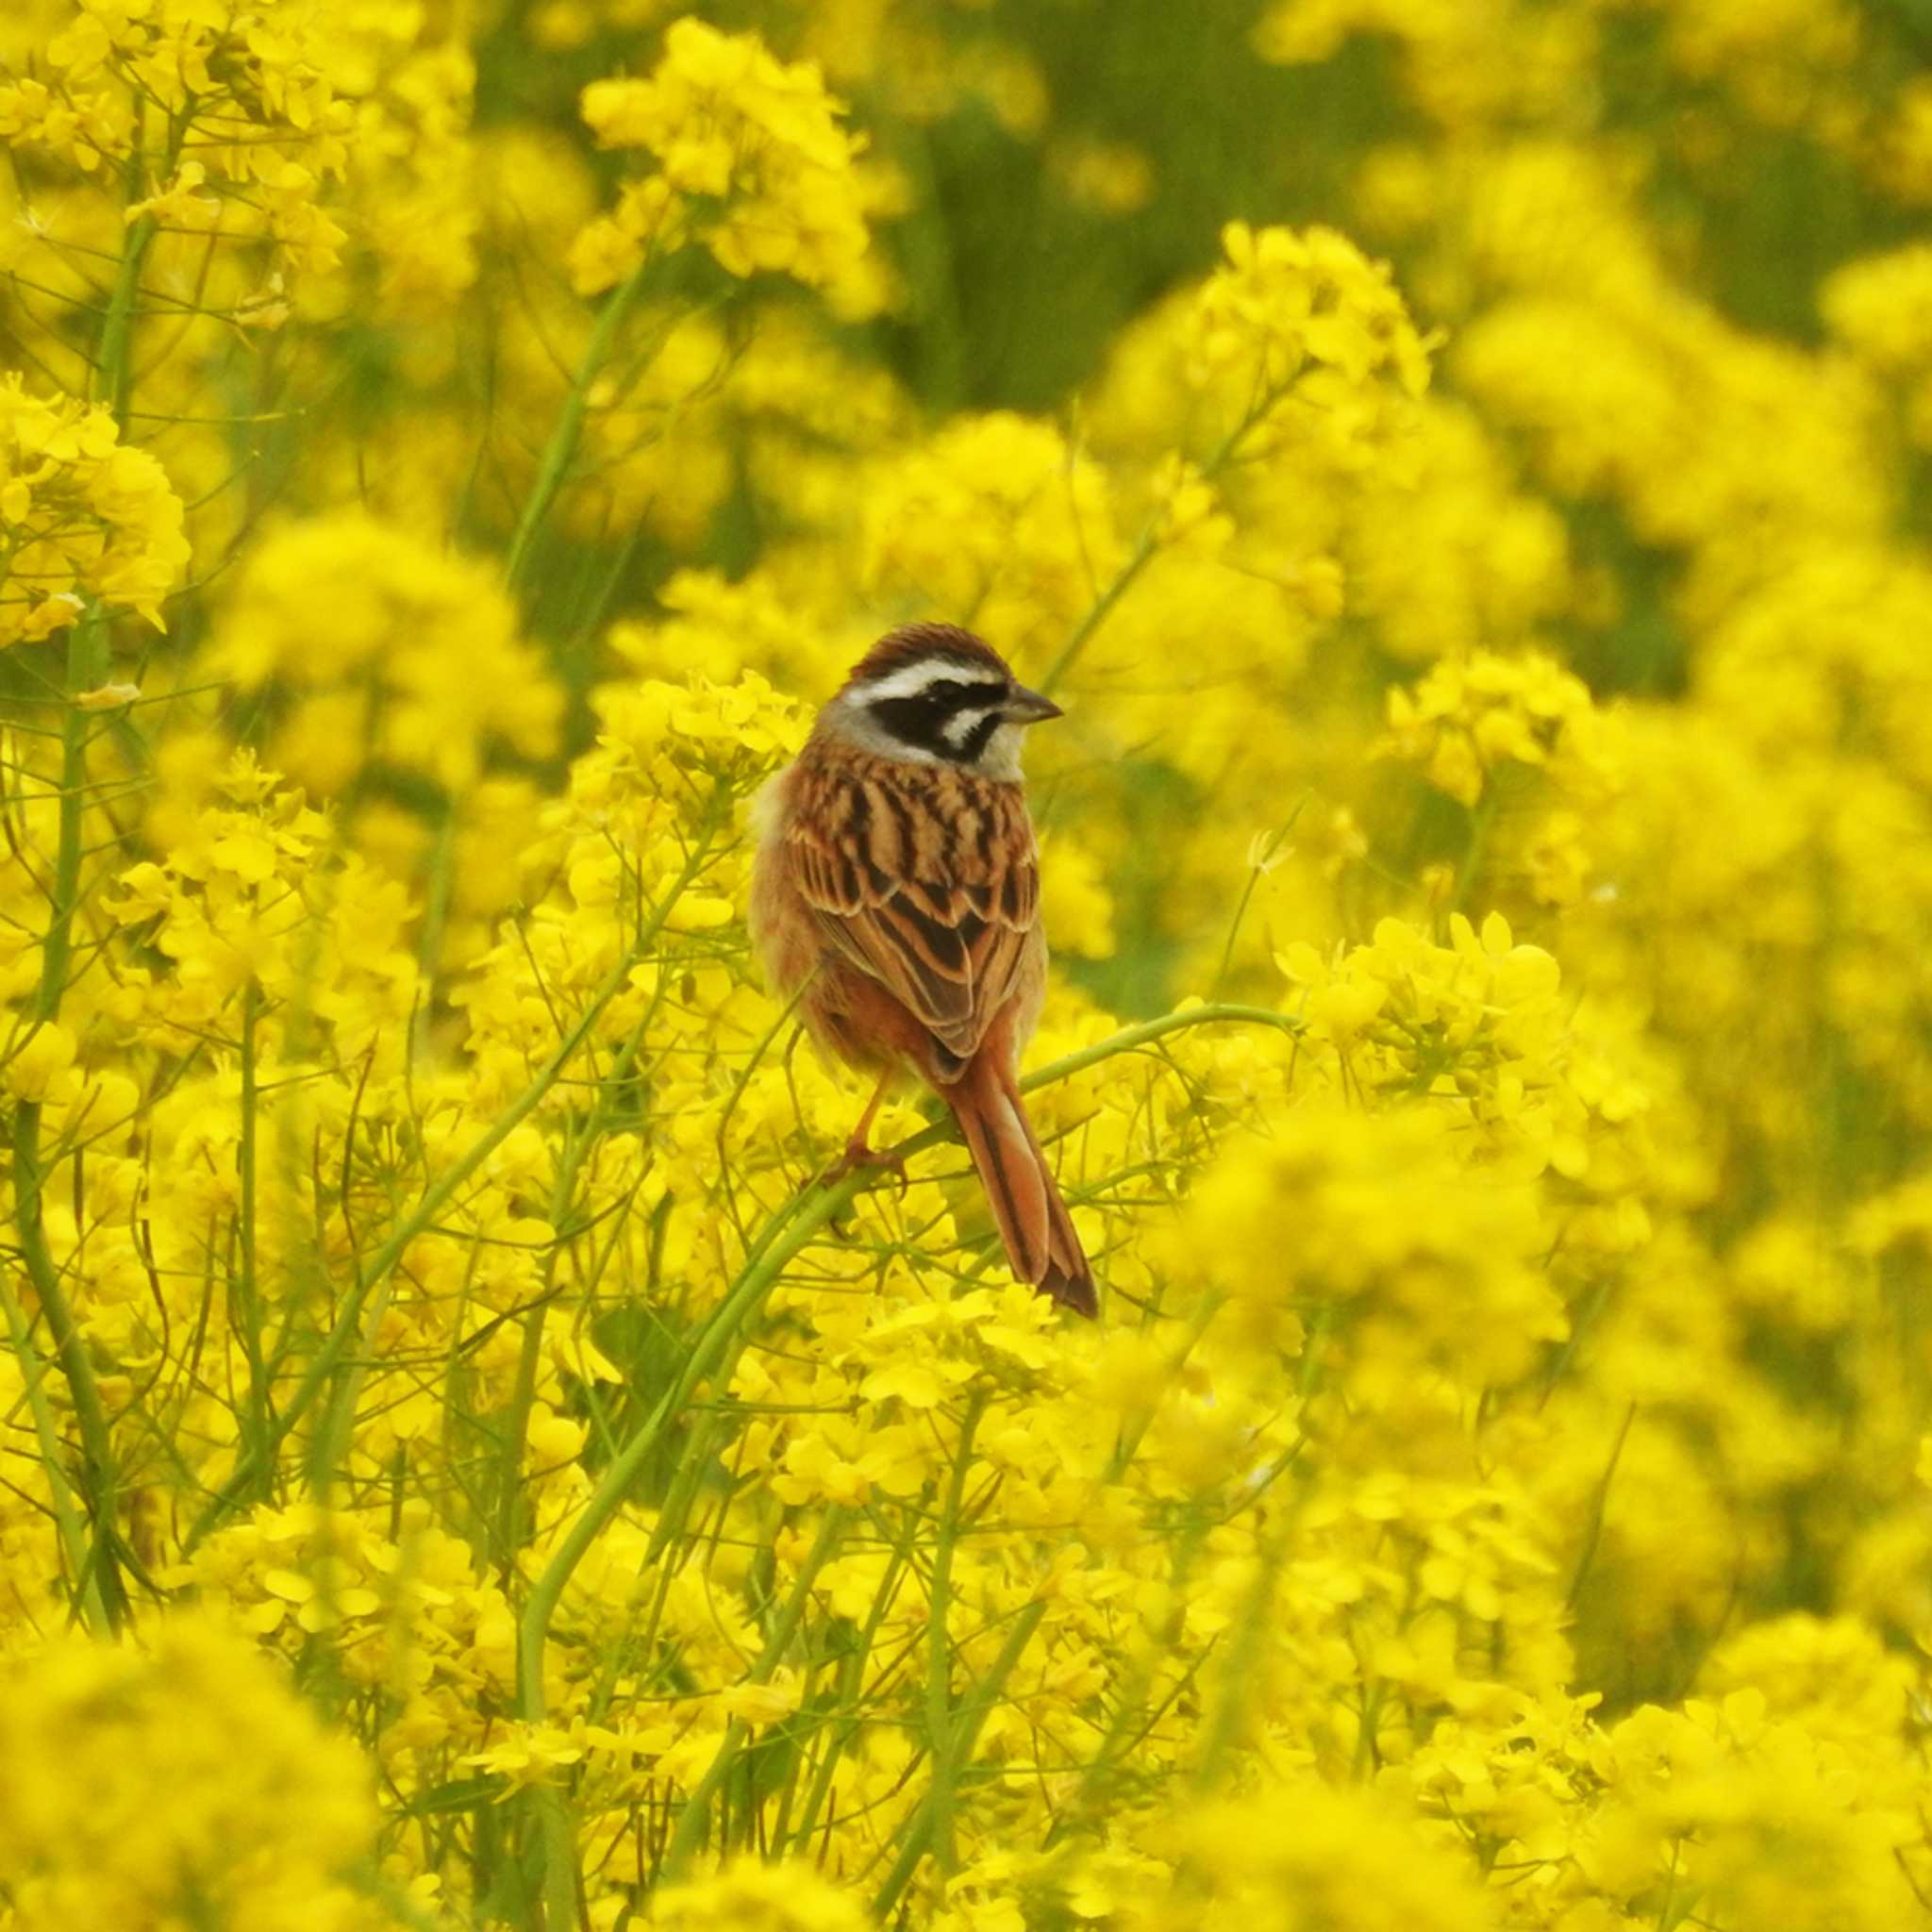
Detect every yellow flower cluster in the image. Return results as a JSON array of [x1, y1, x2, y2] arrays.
[[3, 0, 353, 289], [1382, 648, 1618, 811], [862, 413, 1122, 658], [0, 1614, 396, 1929], [206, 513, 563, 798], [1, 2, 1930, 1930], [1187, 220, 1432, 445], [0, 375, 187, 641], [571, 17, 881, 310], [1824, 241, 1932, 447]]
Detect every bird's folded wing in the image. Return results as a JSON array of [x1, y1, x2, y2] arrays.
[[789, 828, 1036, 1065]]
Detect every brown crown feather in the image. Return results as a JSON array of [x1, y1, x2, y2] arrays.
[[843, 622, 1014, 690]]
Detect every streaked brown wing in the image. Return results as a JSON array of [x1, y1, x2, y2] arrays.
[[785, 771, 1037, 1066]]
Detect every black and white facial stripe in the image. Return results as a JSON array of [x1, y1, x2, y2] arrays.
[[829, 643, 1062, 778], [868, 666, 1012, 765]]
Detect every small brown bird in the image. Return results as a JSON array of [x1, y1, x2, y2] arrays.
[[750, 622, 1096, 1317]]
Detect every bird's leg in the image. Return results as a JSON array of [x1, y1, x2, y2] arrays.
[[818, 1073, 908, 1191]]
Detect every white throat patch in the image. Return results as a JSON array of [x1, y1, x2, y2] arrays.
[[975, 720, 1025, 781]]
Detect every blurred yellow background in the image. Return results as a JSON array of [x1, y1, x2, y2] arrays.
[[3, 3, 1932, 1928]]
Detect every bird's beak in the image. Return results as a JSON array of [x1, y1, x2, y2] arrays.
[[1001, 685, 1063, 724]]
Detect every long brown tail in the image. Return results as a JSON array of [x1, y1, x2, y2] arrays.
[[946, 1054, 1097, 1318]]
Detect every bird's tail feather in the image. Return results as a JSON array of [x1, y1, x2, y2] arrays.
[[947, 1058, 1097, 1319]]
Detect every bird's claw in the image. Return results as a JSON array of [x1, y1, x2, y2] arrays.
[[818, 1140, 910, 1195]]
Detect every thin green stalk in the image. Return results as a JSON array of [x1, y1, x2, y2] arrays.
[[493, 1126, 588, 1574], [32, 617, 108, 1027], [869, 1599, 1047, 1924], [510, 999, 1302, 1918], [1351, 1674, 1386, 1782], [641, 1408, 725, 1568], [503, 256, 653, 594], [516, 1179, 858, 1717], [494, 1291, 555, 1572], [1041, 393, 1274, 695], [0, 1267, 110, 1634], [92, 102, 175, 427], [185, 832, 714, 1546], [295, 919, 675, 1502], [1189, 1508, 1295, 1792], [925, 1388, 990, 1879], [517, 1001, 1300, 1715], [610, 1409, 725, 1707], [1447, 787, 1501, 920], [11, 614, 125, 1626], [784, 1539, 910, 1857], [1104, 1291, 1224, 1484], [499, 998, 660, 1571], [96, 210, 157, 430], [1210, 800, 1308, 999], [410, 801, 461, 1046], [12, 1099, 126, 1627], [1017, 1004, 1298, 1093], [1566, 1403, 1637, 1609], [1039, 522, 1158, 697], [2, 115, 175, 1632], [656, 1505, 850, 1881], [232, 980, 273, 1470]]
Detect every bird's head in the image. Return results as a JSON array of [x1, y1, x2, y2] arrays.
[[822, 623, 1062, 780]]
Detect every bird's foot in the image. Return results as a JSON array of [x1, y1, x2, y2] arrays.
[[817, 1138, 910, 1194]]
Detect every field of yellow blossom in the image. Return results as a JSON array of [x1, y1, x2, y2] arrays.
[[5, 1, 1932, 1926]]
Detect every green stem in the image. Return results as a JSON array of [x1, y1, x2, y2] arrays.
[[10, 613, 125, 1627], [1041, 395, 1273, 695], [783, 1539, 909, 1857], [12, 1100, 126, 1628], [1566, 1403, 1637, 1608], [1040, 522, 1158, 697], [499, 999, 659, 1572], [1104, 1291, 1224, 1484], [503, 257, 653, 595], [1446, 787, 1500, 920], [1189, 1508, 1295, 1792], [870, 1600, 1047, 1923], [516, 1181, 857, 1723], [33, 617, 108, 1027], [1210, 800, 1307, 999], [493, 1129, 586, 1574], [96, 211, 157, 431], [494, 1290, 554, 1572], [508, 999, 1299, 1915], [233, 980, 273, 1471], [185, 830, 716, 1547], [0, 1263, 110, 1634], [1018, 1004, 1298, 1093], [96, 98, 169, 428], [0, 119, 175, 1632], [926, 1388, 990, 1880], [656, 1505, 850, 1881], [411, 799, 461, 1046]]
